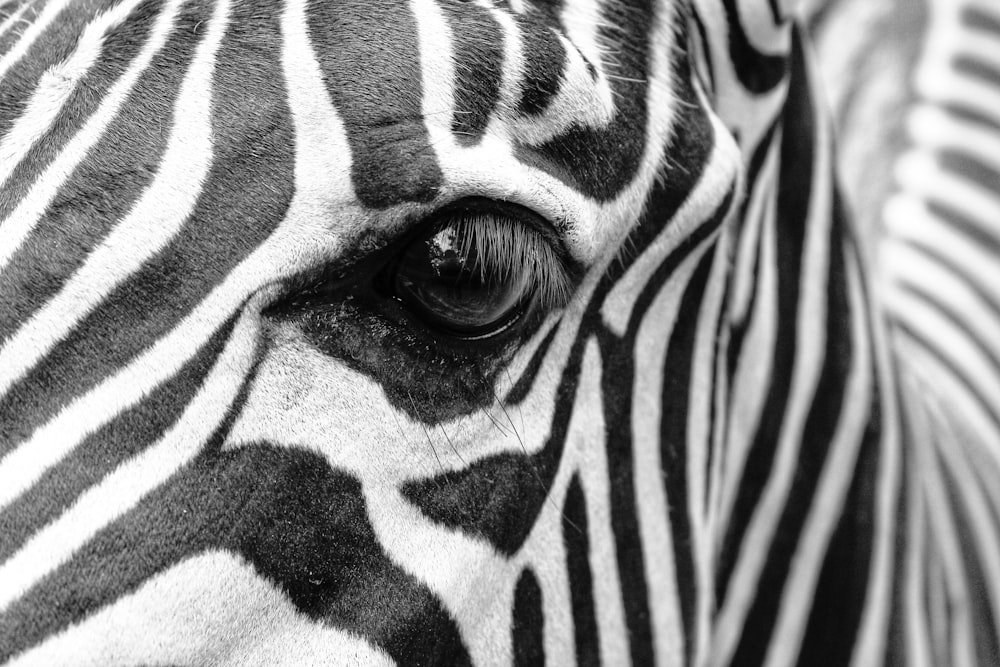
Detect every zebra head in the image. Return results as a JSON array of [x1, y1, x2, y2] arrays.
[[0, 0, 931, 664]]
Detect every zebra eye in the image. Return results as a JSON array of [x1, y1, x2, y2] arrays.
[[388, 203, 571, 340]]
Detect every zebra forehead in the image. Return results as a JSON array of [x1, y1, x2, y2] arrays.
[[11, 0, 694, 232]]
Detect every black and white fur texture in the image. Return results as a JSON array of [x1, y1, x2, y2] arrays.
[[1, 0, 998, 664]]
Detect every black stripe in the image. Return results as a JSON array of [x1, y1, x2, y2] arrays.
[[938, 149, 1000, 206], [705, 263, 730, 509], [441, 1, 503, 146], [401, 190, 728, 558], [797, 308, 882, 667], [405, 40, 724, 659], [767, 0, 781, 25], [954, 53, 1000, 88], [589, 197, 731, 667], [0, 0, 51, 67], [573, 81, 722, 661], [722, 0, 787, 94], [564, 474, 599, 666], [659, 250, 715, 665], [927, 198, 1000, 259], [926, 509, 953, 665], [0, 313, 237, 562], [0, 0, 294, 455], [399, 405, 565, 556], [883, 392, 910, 666], [514, 12, 566, 116], [733, 120, 780, 242], [0, 445, 472, 666], [524, 0, 563, 29], [942, 101, 1000, 136], [504, 322, 560, 405], [690, 12, 717, 99], [724, 231, 761, 381], [0, 0, 179, 343], [716, 30, 812, 606], [512, 567, 545, 667], [306, 0, 442, 208], [937, 445, 1000, 666], [514, 1, 652, 200], [0, 0, 161, 221], [968, 442, 1000, 546], [895, 320, 1000, 438], [0, 0, 121, 138], [723, 122, 779, 383], [962, 6, 1000, 36], [601, 62, 717, 267], [731, 194, 854, 665], [906, 209, 1000, 327], [898, 280, 1000, 401]]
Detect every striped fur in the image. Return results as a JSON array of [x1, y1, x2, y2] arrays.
[[0, 0, 998, 665]]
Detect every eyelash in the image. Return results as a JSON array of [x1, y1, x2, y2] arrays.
[[379, 200, 574, 340]]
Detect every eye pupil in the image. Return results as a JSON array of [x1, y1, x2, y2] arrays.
[[390, 215, 531, 338], [383, 200, 572, 341]]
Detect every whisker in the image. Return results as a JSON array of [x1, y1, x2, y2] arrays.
[[408, 391, 446, 473], [439, 423, 467, 466], [390, 407, 440, 484], [489, 380, 583, 536]]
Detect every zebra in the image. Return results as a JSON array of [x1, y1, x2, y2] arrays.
[[0, 0, 998, 664]]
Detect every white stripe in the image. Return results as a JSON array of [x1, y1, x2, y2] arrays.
[[916, 0, 1000, 124], [916, 419, 979, 667], [736, 0, 791, 56], [885, 290, 1000, 448], [7, 551, 392, 666], [729, 138, 779, 326], [896, 314, 1000, 474], [632, 249, 705, 667], [411, 0, 457, 154], [572, 338, 630, 665], [360, 480, 514, 665], [601, 116, 738, 337], [0, 0, 219, 399], [848, 251, 902, 667], [935, 416, 1000, 646], [908, 104, 1000, 181], [0, 0, 148, 189], [903, 462, 933, 667], [688, 239, 731, 666], [691, 0, 789, 163], [0, 0, 233, 509], [0, 0, 182, 272], [712, 77, 836, 664], [0, 0, 72, 80], [0, 0, 35, 42], [893, 150, 1000, 240], [0, 276, 252, 612], [0, 194, 352, 514], [882, 196, 1000, 304], [0, 11, 368, 513], [763, 253, 873, 667], [715, 178, 778, 553], [478, 0, 522, 127], [884, 241, 1000, 411], [558, 0, 615, 115], [503, 30, 614, 146]]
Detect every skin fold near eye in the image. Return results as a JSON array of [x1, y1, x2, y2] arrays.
[[389, 208, 573, 338]]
